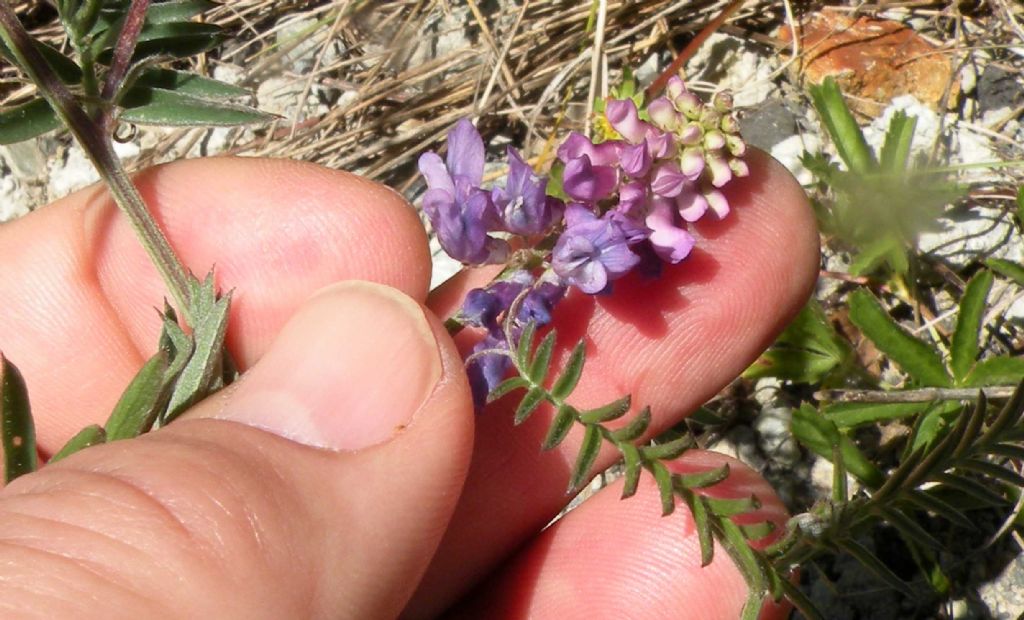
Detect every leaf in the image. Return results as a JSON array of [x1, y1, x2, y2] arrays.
[[651, 461, 675, 516], [987, 258, 1024, 287], [791, 404, 885, 488], [909, 400, 961, 452], [91, 0, 215, 36], [848, 238, 904, 277], [951, 270, 993, 383], [162, 276, 231, 423], [133, 68, 250, 101], [933, 472, 1008, 507], [808, 77, 877, 174], [676, 464, 730, 489], [567, 424, 602, 492], [119, 87, 272, 127], [879, 110, 916, 173], [541, 404, 576, 451], [705, 495, 760, 517], [609, 406, 650, 442], [824, 401, 935, 429], [877, 506, 942, 550], [549, 341, 585, 400], [620, 443, 642, 498], [902, 489, 973, 529], [744, 300, 852, 384], [104, 350, 171, 441], [740, 593, 764, 620], [719, 517, 765, 592], [740, 520, 776, 541], [1, 354, 36, 483], [958, 459, 1024, 488], [642, 435, 691, 461], [0, 98, 60, 145], [836, 538, 914, 596], [516, 322, 537, 371], [513, 387, 545, 425], [0, 38, 82, 83], [50, 425, 106, 463], [578, 395, 630, 424], [964, 356, 1024, 387], [527, 332, 555, 384], [687, 492, 715, 566], [95, 22, 223, 61], [848, 290, 951, 387], [487, 376, 529, 403]]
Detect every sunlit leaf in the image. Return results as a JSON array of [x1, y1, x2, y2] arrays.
[[808, 77, 877, 174], [951, 270, 993, 383], [849, 290, 951, 387], [964, 356, 1024, 387], [487, 376, 529, 403], [513, 387, 545, 425], [792, 404, 885, 488], [119, 87, 272, 127], [527, 331, 555, 384], [652, 461, 675, 516], [824, 401, 945, 429], [987, 258, 1024, 287], [541, 404, 576, 451], [578, 395, 630, 424], [621, 443, 642, 499], [879, 110, 916, 173], [550, 341, 585, 400]]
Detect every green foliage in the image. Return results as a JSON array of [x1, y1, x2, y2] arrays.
[[744, 299, 854, 385], [0, 0, 269, 145], [0, 354, 37, 483], [806, 77, 965, 279]]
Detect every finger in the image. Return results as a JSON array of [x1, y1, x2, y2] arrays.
[[0, 282, 473, 618], [411, 150, 819, 614], [449, 452, 791, 620], [0, 157, 431, 451]]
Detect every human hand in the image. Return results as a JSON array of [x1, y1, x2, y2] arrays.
[[0, 152, 817, 618]]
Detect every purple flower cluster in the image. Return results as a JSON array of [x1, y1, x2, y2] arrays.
[[418, 77, 748, 406]]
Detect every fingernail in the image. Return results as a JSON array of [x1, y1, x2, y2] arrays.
[[211, 281, 442, 451]]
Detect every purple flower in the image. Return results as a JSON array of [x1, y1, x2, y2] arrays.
[[467, 334, 512, 409], [646, 198, 695, 263], [418, 119, 509, 265], [650, 162, 688, 198], [562, 155, 618, 203], [619, 142, 652, 178], [557, 132, 621, 166], [676, 186, 709, 222], [493, 147, 564, 235], [552, 204, 640, 294], [605, 99, 650, 144]]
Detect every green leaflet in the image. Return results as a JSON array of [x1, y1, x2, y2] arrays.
[[824, 401, 941, 429], [0, 37, 83, 83], [964, 356, 1024, 387], [879, 110, 916, 174], [161, 275, 231, 424], [104, 349, 172, 441], [567, 424, 601, 492], [94, 22, 223, 62], [950, 270, 993, 383], [132, 68, 250, 101], [744, 300, 852, 385], [792, 404, 885, 488], [0, 98, 60, 145], [549, 341, 585, 400], [541, 404, 576, 451], [848, 290, 951, 387], [987, 258, 1024, 287], [1, 354, 37, 482], [119, 87, 273, 127], [50, 425, 106, 463], [808, 77, 877, 175]]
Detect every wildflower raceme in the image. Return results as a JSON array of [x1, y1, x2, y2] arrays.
[[418, 77, 748, 406]]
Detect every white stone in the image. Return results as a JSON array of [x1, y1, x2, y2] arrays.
[[685, 33, 778, 107], [47, 144, 100, 201], [770, 132, 822, 186], [0, 174, 31, 222]]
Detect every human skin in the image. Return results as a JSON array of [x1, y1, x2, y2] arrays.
[[0, 151, 818, 618]]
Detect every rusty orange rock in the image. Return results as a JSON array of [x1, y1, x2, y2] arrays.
[[778, 10, 957, 116]]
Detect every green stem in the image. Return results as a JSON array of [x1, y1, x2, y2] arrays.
[[0, 1, 193, 320]]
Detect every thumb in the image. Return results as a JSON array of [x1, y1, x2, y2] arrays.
[[0, 281, 474, 619]]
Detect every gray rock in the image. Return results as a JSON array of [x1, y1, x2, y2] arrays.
[[978, 554, 1024, 619], [978, 65, 1024, 113], [738, 99, 798, 151], [755, 405, 801, 468], [1, 141, 47, 181]]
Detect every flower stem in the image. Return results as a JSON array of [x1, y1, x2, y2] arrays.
[[0, 1, 194, 321]]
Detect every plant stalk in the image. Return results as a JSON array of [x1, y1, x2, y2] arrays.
[[0, 1, 193, 321]]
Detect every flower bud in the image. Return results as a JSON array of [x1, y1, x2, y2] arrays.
[[647, 97, 680, 131], [666, 76, 687, 101], [703, 130, 726, 151], [729, 157, 750, 178], [605, 99, 647, 144], [707, 155, 732, 188], [726, 134, 746, 157], [712, 90, 733, 113], [678, 121, 703, 146], [705, 188, 730, 219], [680, 148, 705, 180], [720, 114, 740, 134], [674, 91, 702, 120]]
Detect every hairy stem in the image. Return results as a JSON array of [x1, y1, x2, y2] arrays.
[[101, 0, 150, 104], [0, 1, 193, 319]]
